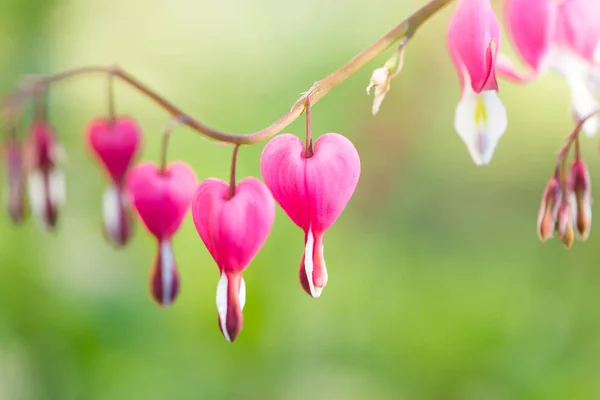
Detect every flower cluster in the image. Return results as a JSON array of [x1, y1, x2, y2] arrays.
[[1, 84, 360, 342], [2, 0, 600, 342]]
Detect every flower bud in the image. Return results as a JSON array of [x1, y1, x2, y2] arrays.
[[3, 138, 26, 224], [537, 176, 561, 242], [567, 160, 592, 240], [557, 202, 575, 249], [366, 67, 391, 116]]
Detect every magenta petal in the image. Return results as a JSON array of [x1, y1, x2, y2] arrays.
[[192, 177, 275, 273], [305, 133, 361, 233], [150, 240, 180, 306], [126, 161, 197, 240], [260, 134, 310, 230], [504, 0, 556, 71], [87, 117, 142, 184], [447, 0, 501, 93]]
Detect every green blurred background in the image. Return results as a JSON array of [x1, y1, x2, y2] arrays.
[[2, 0, 600, 399]]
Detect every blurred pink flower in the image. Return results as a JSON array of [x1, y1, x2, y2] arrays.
[[501, 0, 600, 135]]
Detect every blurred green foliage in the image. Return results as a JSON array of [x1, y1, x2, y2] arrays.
[[1, 0, 600, 399]]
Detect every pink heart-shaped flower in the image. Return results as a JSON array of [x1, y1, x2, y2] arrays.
[[126, 161, 197, 240], [87, 117, 141, 184], [260, 133, 360, 298], [192, 177, 275, 342]]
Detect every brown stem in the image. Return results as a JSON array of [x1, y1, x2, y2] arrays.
[[228, 144, 241, 199], [1, 0, 453, 145], [556, 109, 600, 176], [108, 71, 116, 124], [305, 95, 313, 158], [160, 118, 181, 175], [33, 83, 48, 123]]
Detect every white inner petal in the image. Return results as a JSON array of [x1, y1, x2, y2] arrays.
[[239, 276, 246, 311], [304, 226, 319, 298], [49, 168, 66, 207], [160, 241, 175, 306], [27, 171, 46, 227], [102, 185, 120, 240], [216, 272, 231, 342], [454, 87, 507, 166]]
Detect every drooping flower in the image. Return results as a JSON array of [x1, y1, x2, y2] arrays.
[[567, 159, 592, 240], [447, 0, 507, 166], [23, 122, 65, 230], [501, 0, 600, 135], [87, 117, 142, 247], [192, 177, 275, 342], [126, 161, 197, 306], [260, 133, 360, 298], [537, 175, 562, 242], [3, 138, 26, 223]]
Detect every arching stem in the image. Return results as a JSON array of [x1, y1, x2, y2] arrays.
[[1, 0, 453, 145]]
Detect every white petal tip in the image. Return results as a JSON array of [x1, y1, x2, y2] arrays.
[[311, 286, 323, 299]]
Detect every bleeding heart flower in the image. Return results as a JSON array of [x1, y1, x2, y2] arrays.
[[23, 122, 65, 230], [126, 161, 197, 306], [192, 177, 275, 342], [86, 117, 142, 247], [501, 0, 600, 135], [447, 0, 507, 165], [3, 138, 26, 224], [260, 133, 360, 298]]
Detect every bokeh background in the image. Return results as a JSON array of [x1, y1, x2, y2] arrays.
[[1, 0, 600, 399]]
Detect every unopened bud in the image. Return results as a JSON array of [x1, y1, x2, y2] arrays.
[[537, 176, 561, 242], [366, 67, 392, 116], [557, 202, 575, 249], [567, 160, 592, 240], [3, 138, 26, 223]]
